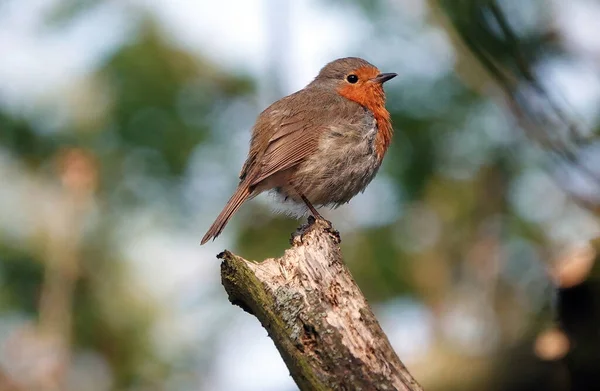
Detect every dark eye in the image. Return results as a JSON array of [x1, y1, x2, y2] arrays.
[[346, 74, 358, 84]]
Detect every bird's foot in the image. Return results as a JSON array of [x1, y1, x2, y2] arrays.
[[307, 214, 330, 226]]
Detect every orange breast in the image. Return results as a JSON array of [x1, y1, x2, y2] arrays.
[[372, 107, 393, 161], [338, 70, 393, 161]]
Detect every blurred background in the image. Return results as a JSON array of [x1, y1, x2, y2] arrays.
[[0, 0, 599, 390]]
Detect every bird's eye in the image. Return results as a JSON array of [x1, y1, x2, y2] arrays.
[[346, 74, 358, 84]]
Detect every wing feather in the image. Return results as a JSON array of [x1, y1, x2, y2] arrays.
[[249, 118, 321, 186], [241, 88, 358, 188]]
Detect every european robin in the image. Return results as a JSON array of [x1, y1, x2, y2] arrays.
[[201, 57, 396, 244]]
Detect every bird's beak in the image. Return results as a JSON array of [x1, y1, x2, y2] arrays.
[[372, 73, 397, 84]]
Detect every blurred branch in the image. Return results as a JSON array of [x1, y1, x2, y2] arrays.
[[219, 218, 423, 391], [431, 0, 600, 207], [36, 148, 97, 390]]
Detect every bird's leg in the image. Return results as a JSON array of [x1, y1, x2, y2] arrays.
[[294, 188, 324, 220], [300, 194, 323, 220]]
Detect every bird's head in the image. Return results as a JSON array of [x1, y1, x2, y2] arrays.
[[311, 57, 397, 110]]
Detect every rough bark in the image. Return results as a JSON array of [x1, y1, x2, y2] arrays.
[[219, 217, 424, 391]]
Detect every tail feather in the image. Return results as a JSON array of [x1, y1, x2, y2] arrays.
[[201, 185, 251, 245]]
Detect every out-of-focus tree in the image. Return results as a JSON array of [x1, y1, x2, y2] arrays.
[[0, 4, 254, 390]]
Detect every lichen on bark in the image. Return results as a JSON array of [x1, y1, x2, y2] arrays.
[[219, 218, 423, 391]]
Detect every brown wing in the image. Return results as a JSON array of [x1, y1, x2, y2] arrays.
[[238, 109, 308, 182], [248, 114, 322, 186], [239, 89, 331, 187], [241, 87, 361, 188]]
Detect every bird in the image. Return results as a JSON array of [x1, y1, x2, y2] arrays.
[[201, 57, 397, 244]]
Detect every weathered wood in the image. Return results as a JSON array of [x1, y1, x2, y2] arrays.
[[219, 217, 424, 391]]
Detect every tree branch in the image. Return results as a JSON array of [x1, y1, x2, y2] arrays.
[[219, 217, 423, 391]]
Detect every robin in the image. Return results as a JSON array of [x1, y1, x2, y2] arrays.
[[201, 57, 396, 244]]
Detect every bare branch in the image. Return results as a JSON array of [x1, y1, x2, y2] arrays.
[[219, 218, 423, 391]]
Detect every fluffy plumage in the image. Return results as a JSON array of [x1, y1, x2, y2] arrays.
[[201, 57, 396, 244]]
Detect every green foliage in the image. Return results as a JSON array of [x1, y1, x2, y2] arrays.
[[0, 11, 255, 389], [0, 247, 44, 314]]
